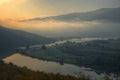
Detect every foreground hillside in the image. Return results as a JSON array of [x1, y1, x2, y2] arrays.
[[0, 26, 55, 59], [0, 61, 91, 80]]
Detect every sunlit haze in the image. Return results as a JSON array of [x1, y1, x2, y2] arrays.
[[0, 0, 120, 37]]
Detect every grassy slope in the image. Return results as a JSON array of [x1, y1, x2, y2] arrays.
[[0, 61, 91, 80]]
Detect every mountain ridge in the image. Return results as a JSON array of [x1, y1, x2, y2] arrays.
[[22, 7, 120, 22]]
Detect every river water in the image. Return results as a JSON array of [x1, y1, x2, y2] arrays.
[[3, 53, 116, 80]]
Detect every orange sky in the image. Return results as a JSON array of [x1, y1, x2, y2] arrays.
[[0, 0, 39, 30], [0, 0, 62, 30], [0, 0, 33, 19]]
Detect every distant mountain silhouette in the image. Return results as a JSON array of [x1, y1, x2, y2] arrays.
[[0, 26, 54, 59], [23, 7, 120, 22]]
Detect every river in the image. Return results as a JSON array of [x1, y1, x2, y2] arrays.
[[3, 53, 116, 80]]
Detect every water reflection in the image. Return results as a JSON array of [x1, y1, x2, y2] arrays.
[[3, 54, 81, 76]]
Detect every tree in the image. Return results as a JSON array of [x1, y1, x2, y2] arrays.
[[41, 45, 47, 50], [26, 45, 30, 49]]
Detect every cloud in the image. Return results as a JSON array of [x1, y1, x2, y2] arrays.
[[21, 7, 120, 23]]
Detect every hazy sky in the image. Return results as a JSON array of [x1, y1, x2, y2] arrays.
[[0, 0, 120, 19], [0, 0, 120, 37]]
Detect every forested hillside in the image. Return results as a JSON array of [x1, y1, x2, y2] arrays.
[[0, 26, 55, 59]]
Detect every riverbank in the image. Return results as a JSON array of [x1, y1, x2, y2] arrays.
[[16, 38, 120, 74]]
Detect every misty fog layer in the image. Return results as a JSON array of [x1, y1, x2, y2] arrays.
[[26, 21, 120, 38], [6, 17, 119, 38]]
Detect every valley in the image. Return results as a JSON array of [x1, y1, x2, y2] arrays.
[[17, 38, 120, 73]]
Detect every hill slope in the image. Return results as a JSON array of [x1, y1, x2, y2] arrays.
[[24, 7, 120, 22], [0, 26, 54, 59], [0, 61, 90, 80]]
